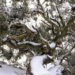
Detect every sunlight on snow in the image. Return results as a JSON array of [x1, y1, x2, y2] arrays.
[[31, 55, 64, 75]]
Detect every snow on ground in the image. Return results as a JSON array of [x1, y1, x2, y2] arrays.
[[0, 62, 26, 75], [30, 55, 48, 75], [30, 55, 64, 75], [0, 54, 64, 75]]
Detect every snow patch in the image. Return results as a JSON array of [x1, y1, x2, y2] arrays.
[[62, 60, 68, 65], [30, 55, 64, 75], [62, 2, 71, 9], [49, 42, 56, 48], [28, 1, 37, 11], [0, 62, 26, 75], [71, 48, 75, 55], [18, 41, 41, 46], [30, 55, 48, 75], [16, 2, 23, 8], [17, 55, 27, 66], [6, 0, 12, 7]]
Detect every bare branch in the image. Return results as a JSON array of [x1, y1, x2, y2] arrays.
[[56, 5, 65, 27], [60, 45, 75, 64]]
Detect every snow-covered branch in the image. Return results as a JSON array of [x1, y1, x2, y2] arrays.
[[18, 41, 42, 47]]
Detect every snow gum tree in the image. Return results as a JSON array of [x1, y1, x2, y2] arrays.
[[0, 0, 75, 75]]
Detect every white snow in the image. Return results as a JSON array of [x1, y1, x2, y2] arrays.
[[62, 2, 71, 10], [40, 0, 45, 4], [62, 41, 72, 50], [47, 65, 64, 75], [71, 48, 75, 55], [59, 2, 71, 12], [16, 2, 23, 8], [0, 62, 26, 75], [42, 1, 51, 11], [30, 55, 48, 75], [28, 1, 37, 11], [18, 41, 42, 46], [17, 55, 27, 66], [2, 45, 10, 51], [6, 0, 12, 7], [30, 55, 64, 75], [25, 20, 37, 32], [54, 58, 61, 65], [49, 42, 56, 48], [52, 11, 59, 16], [62, 60, 68, 66], [23, 14, 44, 31], [13, 49, 19, 57], [72, 4, 75, 8]]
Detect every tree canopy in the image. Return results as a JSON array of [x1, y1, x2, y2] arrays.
[[0, 0, 75, 75]]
